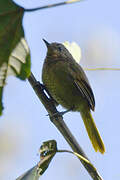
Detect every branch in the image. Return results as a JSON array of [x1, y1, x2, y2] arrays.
[[28, 72, 103, 180], [24, 0, 84, 12]]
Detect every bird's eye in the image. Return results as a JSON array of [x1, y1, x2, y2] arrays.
[[58, 47, 62, 51]]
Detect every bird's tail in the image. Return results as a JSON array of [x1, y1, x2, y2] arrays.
[[80, 110, 105, 154]]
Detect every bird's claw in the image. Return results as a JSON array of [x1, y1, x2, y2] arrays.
[[46, 108, 72, 117]]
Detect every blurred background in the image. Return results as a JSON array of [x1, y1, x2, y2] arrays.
[[1, 0, 120, 179]]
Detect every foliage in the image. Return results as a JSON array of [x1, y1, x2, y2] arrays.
[[0, 0, 31, 115], [16, 140, 57, 180]]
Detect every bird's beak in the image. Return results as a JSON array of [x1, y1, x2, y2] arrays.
[[43, 39, 50, 48]]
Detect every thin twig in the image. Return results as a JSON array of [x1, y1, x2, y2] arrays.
[[57, 149, 85, 156], [28, 72, 103, 180], [24, 0, 84, 12], [57, 149, 102, 175], [84, 67, 120, 71], [57, 149, 90, 163]]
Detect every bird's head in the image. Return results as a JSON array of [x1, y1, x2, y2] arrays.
[[43, 39, 72, 59]]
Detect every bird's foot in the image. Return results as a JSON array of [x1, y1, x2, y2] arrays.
[[46, 108, 73, 117], [54, 109, 71, 117]]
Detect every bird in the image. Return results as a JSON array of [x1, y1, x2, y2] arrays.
[[42, 39, 105, 154]]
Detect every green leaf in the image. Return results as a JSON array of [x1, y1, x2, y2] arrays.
[[16, 140, 57, 180], [39, 140, 57, 175], [0, 0, 31, 115], [0, 0, 24, 68], [40, 140, 57, 157]]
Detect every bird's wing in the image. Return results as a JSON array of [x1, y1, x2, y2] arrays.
[[68, 62, 95, 111], [74, 79, 95, 111]]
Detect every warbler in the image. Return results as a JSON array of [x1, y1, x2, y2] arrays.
[[42, 39, 105, 154]]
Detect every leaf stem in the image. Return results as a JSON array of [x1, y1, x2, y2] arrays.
[[57, 149, 99, 172], [24, 0, 84, 12]]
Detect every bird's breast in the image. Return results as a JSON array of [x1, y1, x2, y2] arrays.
[[42, 61, 86, 111]]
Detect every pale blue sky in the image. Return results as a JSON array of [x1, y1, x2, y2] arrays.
[[1, 0, 120, 180]]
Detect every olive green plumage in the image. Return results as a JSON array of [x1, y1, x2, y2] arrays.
[[42, 39, 105, 154]]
